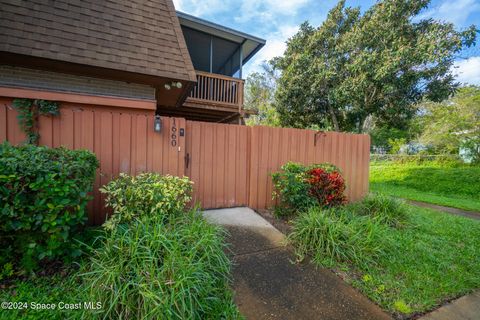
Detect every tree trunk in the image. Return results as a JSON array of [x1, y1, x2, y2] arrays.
[[328, 104, 340, 131], [357, 115, 368, 133]]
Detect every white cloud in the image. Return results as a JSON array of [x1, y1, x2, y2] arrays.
[[172, 0, 232, 17], [244, 24, 299, 77], [452, 56, 480, 85], [257, 25, 299, 62], [235, 0, 310, 23], [172, 0, 182, 10], [420, 0, 480, 26]]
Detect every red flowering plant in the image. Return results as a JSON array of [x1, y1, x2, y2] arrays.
[[306, 165, 347, 207], [272, 162, 347, 217]]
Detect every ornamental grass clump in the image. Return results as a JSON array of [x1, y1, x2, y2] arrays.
[[288, 206, 384, 267], [82, 173, 241, 319], [81, 211, 240, 320], [349, 193, 410, 228]]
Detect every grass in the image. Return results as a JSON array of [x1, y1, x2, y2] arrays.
[[81, 210, 241, 320], [370, 161, 480, 212], [1, 172, 240, 320], [0, 212, 241, 320], [353, 207, 480, 317], [0, 269, 86, 320], [289, 195, 480, 318]]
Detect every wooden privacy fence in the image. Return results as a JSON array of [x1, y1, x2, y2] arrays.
[[185, 122, 370, 210], [1, 99, 185, 224], [1, 98, 370, 224]]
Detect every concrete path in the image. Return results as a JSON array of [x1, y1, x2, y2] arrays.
[[406, 200, 480, 220], [203, 207, 392, 320], [419, 291, 480, 320]]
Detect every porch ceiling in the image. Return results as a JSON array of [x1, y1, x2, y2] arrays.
[[177, 11, 265, 76]]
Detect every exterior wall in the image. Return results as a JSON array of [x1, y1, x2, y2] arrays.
[[0, 65, 155, 100]]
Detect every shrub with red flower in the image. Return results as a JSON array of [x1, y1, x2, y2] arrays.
[[306, 167, 347, 206]]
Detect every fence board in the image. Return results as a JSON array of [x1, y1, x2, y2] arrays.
[[248, 126, 370, 208], [185, 120, 250, 209]]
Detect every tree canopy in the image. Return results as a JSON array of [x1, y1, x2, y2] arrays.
[[244, 63, 280, 127], [417, 86, 480, 163], [272, 0, 477, 133]]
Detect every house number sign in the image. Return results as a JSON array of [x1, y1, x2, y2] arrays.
[[171, 119, 177, 147]]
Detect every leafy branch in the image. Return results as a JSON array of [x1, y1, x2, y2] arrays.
[[12, 98, 60, 145]]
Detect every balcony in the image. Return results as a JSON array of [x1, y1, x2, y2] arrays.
[[184, 71, 244, 113], [174, 11, 264, 122]]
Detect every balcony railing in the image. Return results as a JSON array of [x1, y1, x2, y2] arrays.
[[185, 71, 244, 111]]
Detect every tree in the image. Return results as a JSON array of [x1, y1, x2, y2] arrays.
[[369, 125, 411, 153], [273, 4, 359, 131], [244, 63, 280, 126], [417, 86, 480, 163], [273, 0, 477, 133]]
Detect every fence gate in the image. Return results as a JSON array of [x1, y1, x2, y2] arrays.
[[185, 120, 250, 209]]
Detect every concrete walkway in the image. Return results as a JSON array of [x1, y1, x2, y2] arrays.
[[407, 200, 480, 220], [419, 291, 480, 320], [203, 207, 391, 320]]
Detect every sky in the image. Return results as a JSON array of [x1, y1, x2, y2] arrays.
[[173, 0, 480, 85]]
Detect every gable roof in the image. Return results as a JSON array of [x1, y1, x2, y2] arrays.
[[0, 0, 197, 84]]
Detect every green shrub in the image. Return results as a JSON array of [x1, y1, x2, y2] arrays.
[[100, 173, 193, 230], [272, 162, 346, 217], [272, 162, 315, 217], [288, 206, 383, 267], [81, 210, 241, 320], [348, 194, 410, 228], [370, 154, 465, 167], [0, 142, 98, 272]]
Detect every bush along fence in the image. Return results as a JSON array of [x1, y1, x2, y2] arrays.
[[0, 142, 98, 272], [1, 98, 370, 225]]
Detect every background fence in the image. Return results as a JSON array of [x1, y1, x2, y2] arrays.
[[1, 98, 370, 224]]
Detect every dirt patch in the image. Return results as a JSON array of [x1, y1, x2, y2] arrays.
[[255, 209, 293, 235]]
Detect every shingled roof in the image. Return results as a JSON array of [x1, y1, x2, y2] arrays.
[[0, 0, 197, 84]]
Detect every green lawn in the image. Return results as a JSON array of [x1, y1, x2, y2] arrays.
[[0, 270, 85, 320], [370, 161, 480, 212], [289, 197, 480, 318], [349, 206, 480, 317]]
